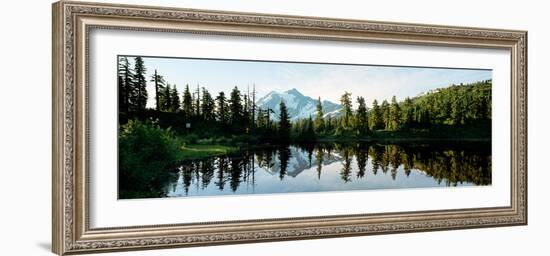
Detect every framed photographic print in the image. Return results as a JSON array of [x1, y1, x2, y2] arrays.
[[52, 1, 527, 255]]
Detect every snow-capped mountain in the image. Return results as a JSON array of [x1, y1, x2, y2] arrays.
[[256, 88, 341, 121]]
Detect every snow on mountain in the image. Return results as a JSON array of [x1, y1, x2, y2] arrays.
[[322, 109, 341, 119], [256, 88, 341, 121]]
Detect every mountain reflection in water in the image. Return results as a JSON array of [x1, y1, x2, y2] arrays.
[[163, 142, 491, 197]]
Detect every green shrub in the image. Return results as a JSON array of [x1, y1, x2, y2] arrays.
[[118, 119, 182, 199]]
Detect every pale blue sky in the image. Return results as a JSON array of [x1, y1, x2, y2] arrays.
[[122, 56, 491, 108]]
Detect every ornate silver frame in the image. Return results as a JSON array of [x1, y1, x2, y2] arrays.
[[52, 1, 527, 255]]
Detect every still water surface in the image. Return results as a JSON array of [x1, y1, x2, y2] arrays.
[[162, 142, 491, 197]]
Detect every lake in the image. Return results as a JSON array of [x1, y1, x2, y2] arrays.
[[160, 142, 491, 198]]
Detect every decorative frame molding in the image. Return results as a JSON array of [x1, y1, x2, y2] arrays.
[[52, 1, 527, 255]]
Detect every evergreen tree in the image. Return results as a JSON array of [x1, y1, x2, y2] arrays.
[[229, 86, 243, 125], [182, 84, 193, 117], [201, 87, 215, 121], [132, 57, 148, 112], [369, 99, 383, 130], [216, 92, 228, 125], [388, 96, 401, 130], [417, 97, 433, 127], [161, 84, 172, 112], [314, 97, 325, 133], [401, 97, 414, 128], [302, 115, 316, 141], [170, 86, 180, 112], [194, 84, 201, 116], [471, 86, 484, 120], [340, 92, 353, 128], [355, 96, 369, 135], [117, 56, 133, 113], [150, 69, 165, 111], [451, 92, 465, 125], [278, 101, 291, 142], [381, 100, 390, 130], [243, 93, 250, 130], [325, 116, 333, 134], [251, 84, 257, 132], [256, 107, 265, 128]]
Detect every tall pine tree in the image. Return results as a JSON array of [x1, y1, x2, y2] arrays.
[[401, 97, 414, 128], [369, 99, 383, 130], [150, 69, 165, 111], [381, 100, 390, 130], [195, 84, 201, 116], [171, 86, 180, 112], [216, 92, 228, 125], [182, 84, 193, 117], [201, 87, 215, 121], [229, 86, 243, 125], [314, 97, 325, 133], [278, 101, 291, 142], [388, 96, 401, 130], [355, 96, 368, 135], [340, 92, 353, 128], [118, 56, 133, 113], [132, 57, 148, 112], [161, 84, 172, 112]]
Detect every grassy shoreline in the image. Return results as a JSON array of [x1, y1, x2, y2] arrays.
[[179, 144, 239, 160]]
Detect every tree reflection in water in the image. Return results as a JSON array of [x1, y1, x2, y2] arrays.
[[164, 142, 491, 197]]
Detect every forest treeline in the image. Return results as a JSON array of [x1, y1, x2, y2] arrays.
[[118, 56, 491, 143]]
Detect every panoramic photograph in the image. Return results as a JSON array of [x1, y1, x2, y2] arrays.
[[117, 56, 492, 199]]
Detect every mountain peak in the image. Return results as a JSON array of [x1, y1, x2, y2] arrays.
[[285, 88, 303, 96], [256, 89, 342, 121]]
